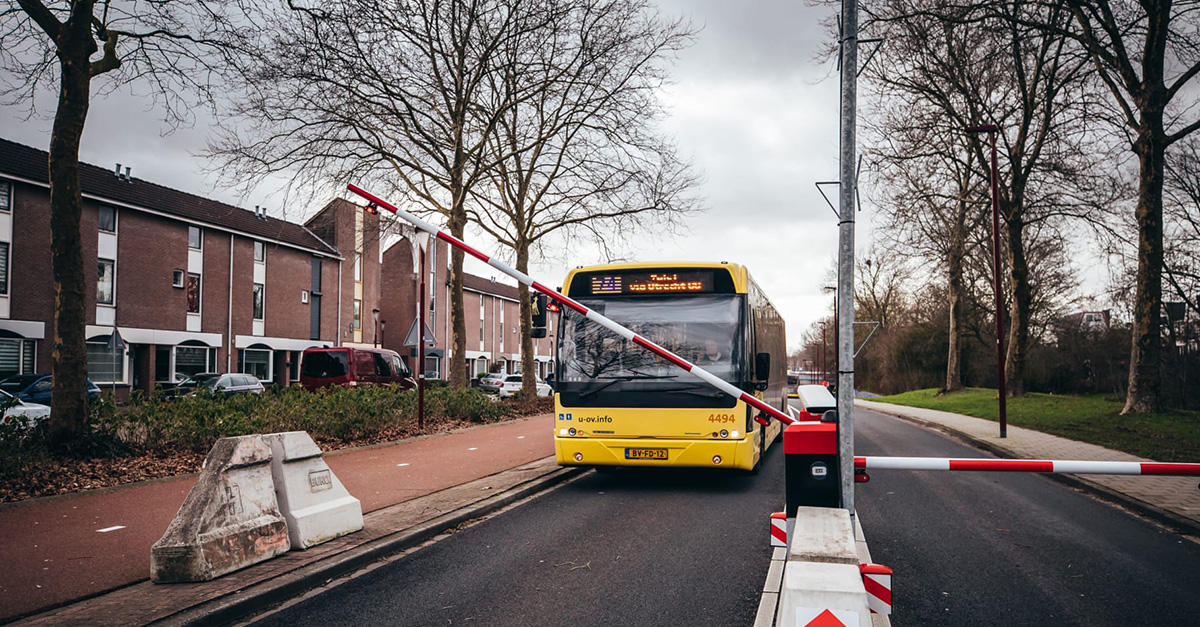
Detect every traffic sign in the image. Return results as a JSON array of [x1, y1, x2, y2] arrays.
[[403, 319, 436, 347]]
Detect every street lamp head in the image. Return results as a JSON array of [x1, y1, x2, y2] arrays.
[[823, 285, 837, 293]]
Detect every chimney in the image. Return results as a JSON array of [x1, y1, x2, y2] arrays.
[[124, 166, 131, 181], [115, 163, 122, 178]]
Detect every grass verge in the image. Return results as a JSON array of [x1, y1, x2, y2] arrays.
[[871, 388, 1200, 463]]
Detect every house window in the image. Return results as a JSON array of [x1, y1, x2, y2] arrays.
[[98, 206, 116, 233], [0, 180, 10, 211], [253, 283, 265, 320], [0, 339, 35, 379], [175, 345, 216, 378], [353, 299, 362, 329], [354, 253, 362, 282], [254, 241, 265, 262], [186, 272, 201, 313], [0, 242, 8, 295], [97, 259, 115, 305], [499, 305, 504, 352], [238, 348, 272, 382], [86, 340, 125, 384], [188, 226, 202, 250], [479, 297, 485, 346]]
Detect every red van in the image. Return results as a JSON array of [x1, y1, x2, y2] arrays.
[[300, 347, 417, 391]]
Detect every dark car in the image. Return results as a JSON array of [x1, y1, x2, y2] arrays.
[[162, 372, 221, 400], [0, 374, 101, 406], [166, 372, 264, 399], [300, 347, 416, 391]]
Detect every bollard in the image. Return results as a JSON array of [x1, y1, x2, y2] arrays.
[[265, 431, 364, 550]]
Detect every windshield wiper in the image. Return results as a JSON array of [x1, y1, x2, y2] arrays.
[[578, 374, 677, 399], [658, 384, 728, 398]]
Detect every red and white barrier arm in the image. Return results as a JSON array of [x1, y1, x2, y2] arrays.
[[855, 456, 1200, 476], [347, 184, 796, 426]]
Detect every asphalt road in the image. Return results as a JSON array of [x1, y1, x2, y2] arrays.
[[251, 440, 788, 627], [854, 406, 1200, 626], [249, 407, 1200, 627]]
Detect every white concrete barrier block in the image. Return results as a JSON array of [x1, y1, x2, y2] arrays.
[[265, 431, 363, 550], [151, 435, 291, 582], [788, 506, 859, 565], [778, 562, 872, 627]]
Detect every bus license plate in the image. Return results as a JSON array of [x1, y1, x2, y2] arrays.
[[625, 448, 667, 460]]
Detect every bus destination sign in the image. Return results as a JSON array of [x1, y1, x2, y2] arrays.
[[587, 270, 715, 295]]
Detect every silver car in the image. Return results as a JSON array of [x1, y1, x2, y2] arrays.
[[0, 389, 51, 430], [496, 374, 552, 399]]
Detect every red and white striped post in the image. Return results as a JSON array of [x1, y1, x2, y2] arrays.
[[347, 184, 797, 428]]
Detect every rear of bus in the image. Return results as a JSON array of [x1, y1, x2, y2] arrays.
[[551, 263, 784, 472]]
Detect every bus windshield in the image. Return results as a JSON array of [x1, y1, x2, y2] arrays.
[[558, 295, 742, 404]]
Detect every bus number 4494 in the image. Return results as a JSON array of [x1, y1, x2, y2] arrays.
[[708, 413, 736, 424]]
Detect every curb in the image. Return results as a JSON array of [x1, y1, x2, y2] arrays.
[[154, 462, 586, 627], [860, 403, 1200, 538]]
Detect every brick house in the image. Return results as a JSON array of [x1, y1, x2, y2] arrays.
[[379, 235, 559, 381], [0, 137, 377, 396], [0, 136, 558, 394]]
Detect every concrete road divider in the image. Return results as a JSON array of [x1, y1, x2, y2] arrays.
[[776, 507, 873, 627], [265, 431, 364, 549], [151, 435, 291, 583]]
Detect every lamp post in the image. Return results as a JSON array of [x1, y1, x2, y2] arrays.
[[966, 123, 1008, 438], [824, 285, 837, 388], [818, 320, 828, 383]]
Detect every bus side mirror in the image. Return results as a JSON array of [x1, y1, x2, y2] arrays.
[[754, 352, 770, 381]]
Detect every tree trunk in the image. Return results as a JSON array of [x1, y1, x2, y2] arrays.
[[945, 237, 964, 392], [47, 12, 97, 447], [1004, 210, 1031, 397], [447, 208, 468, 390], [516, 243, 536, 398], [1123, 117, 1166, 414]]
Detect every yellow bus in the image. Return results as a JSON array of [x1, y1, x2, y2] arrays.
[[552, 262, 788, 472]]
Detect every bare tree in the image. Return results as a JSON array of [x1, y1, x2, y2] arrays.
[[1013, 0, 1200, 413], [210, 0, 566, 389], [2, 0, 252, 445], [861, 0, 1101, 396], [467, 0, 700, 397]]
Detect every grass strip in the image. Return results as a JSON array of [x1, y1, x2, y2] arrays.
[[872, 388, 1200, 463]]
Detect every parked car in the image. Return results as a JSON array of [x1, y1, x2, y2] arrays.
[[787, 372, 801, 399], [170, 372, 264, 398], [478, 373, 506, 394], [0, 389, 51, 429], [300, 346, 416, 391], [794, 384, 837, 421], [0, 374, 101, 406], [496, 374, 552, 399]]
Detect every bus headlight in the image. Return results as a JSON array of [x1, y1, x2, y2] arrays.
[[568, 427, 577, 436], [720, 429, 729, 438], [731, 430, 740, 438]]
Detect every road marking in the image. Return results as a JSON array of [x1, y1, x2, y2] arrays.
[[468, 447, 479, 451], [517, 436, 525, 439], [396, 463, 410, 467], [96, 526, 125, 533]]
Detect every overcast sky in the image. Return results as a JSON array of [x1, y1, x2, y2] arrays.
[[2, 0, 867, 351]]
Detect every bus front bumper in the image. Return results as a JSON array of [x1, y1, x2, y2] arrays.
[[554, 436, 756, 470]]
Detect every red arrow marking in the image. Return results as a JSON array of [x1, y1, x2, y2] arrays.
[[804, 609, 848, 627]]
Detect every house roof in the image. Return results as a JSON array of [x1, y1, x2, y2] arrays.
[[463, 273, 522, 301], [0, 136, 339, 257]]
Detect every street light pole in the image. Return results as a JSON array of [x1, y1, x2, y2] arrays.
[[966, 123, 1008, 438]]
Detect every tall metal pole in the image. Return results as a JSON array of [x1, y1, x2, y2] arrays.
[[836, 0, 860, 515], [418, 242, 427, 431], [967, 124, 1007, 438]]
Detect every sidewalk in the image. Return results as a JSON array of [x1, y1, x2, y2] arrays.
[[1, 414, 582, 626], [857, 399, 1200, 535]]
